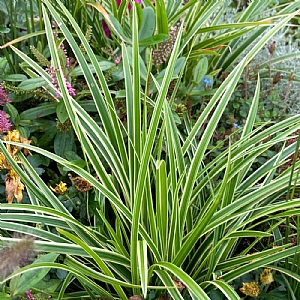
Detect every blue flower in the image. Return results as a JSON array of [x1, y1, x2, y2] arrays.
[[203, 77, 214, 85]]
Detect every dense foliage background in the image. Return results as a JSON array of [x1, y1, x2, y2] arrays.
[[0, 0, 300, 299]]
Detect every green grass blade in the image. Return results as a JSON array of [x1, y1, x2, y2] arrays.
[[44, 0, 128, 171], [57, 228, 128, 300], [155, 270, 184, 300], [156, 160, 168, 258], [152, 262, 210, 300], [137, 240, 148, 298], [203, 280, 240, 300], [178, 10, 300, 249]]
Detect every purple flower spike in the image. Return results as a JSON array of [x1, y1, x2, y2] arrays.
[[25, 290, 35, 300], [47, 66, 76, 98], [0, 86, 11, 105], [0, 110, 12, 133], [115, 56, 121, 65], [65, 79, 76, 96]]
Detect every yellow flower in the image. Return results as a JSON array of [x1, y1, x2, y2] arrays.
[[240, 282, 260, 297], [260, 268, 274, 285], [5, 169, 24, 203], [3, 130, 32, 157], [50, 181, 68, 195], [0, 130, 32, 204]]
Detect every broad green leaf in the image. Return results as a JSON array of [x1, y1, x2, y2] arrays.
[[54, 130, 75, 157], [0, 74, 27, 81], [138, 7, 156, 41], [56, 100, 69, 124], [70, 61, 115, 77], [33, 278, 62, 292], [6, 103, 20, 125], [0, 292, 10, 298], [156, 160, 168, 257], [14, 253, 59, 295], [9, 271, 21, 293], [139, 34, 169, 47], [193, 57, 208, 84], [126, 46, 148, 81], [18, 77, 47, 90], [0, 25, 10, 34]]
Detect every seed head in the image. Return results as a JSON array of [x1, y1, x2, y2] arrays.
[[0, 239, 35, 279]]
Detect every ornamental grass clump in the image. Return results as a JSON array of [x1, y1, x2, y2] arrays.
[[0, 1, 300, 299]]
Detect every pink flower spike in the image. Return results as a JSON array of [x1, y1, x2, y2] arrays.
[[115, 56, 121, 65]]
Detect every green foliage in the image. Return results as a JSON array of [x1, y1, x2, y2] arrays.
[[0, 0, 300, 299], [0, 244, 59, 299]]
